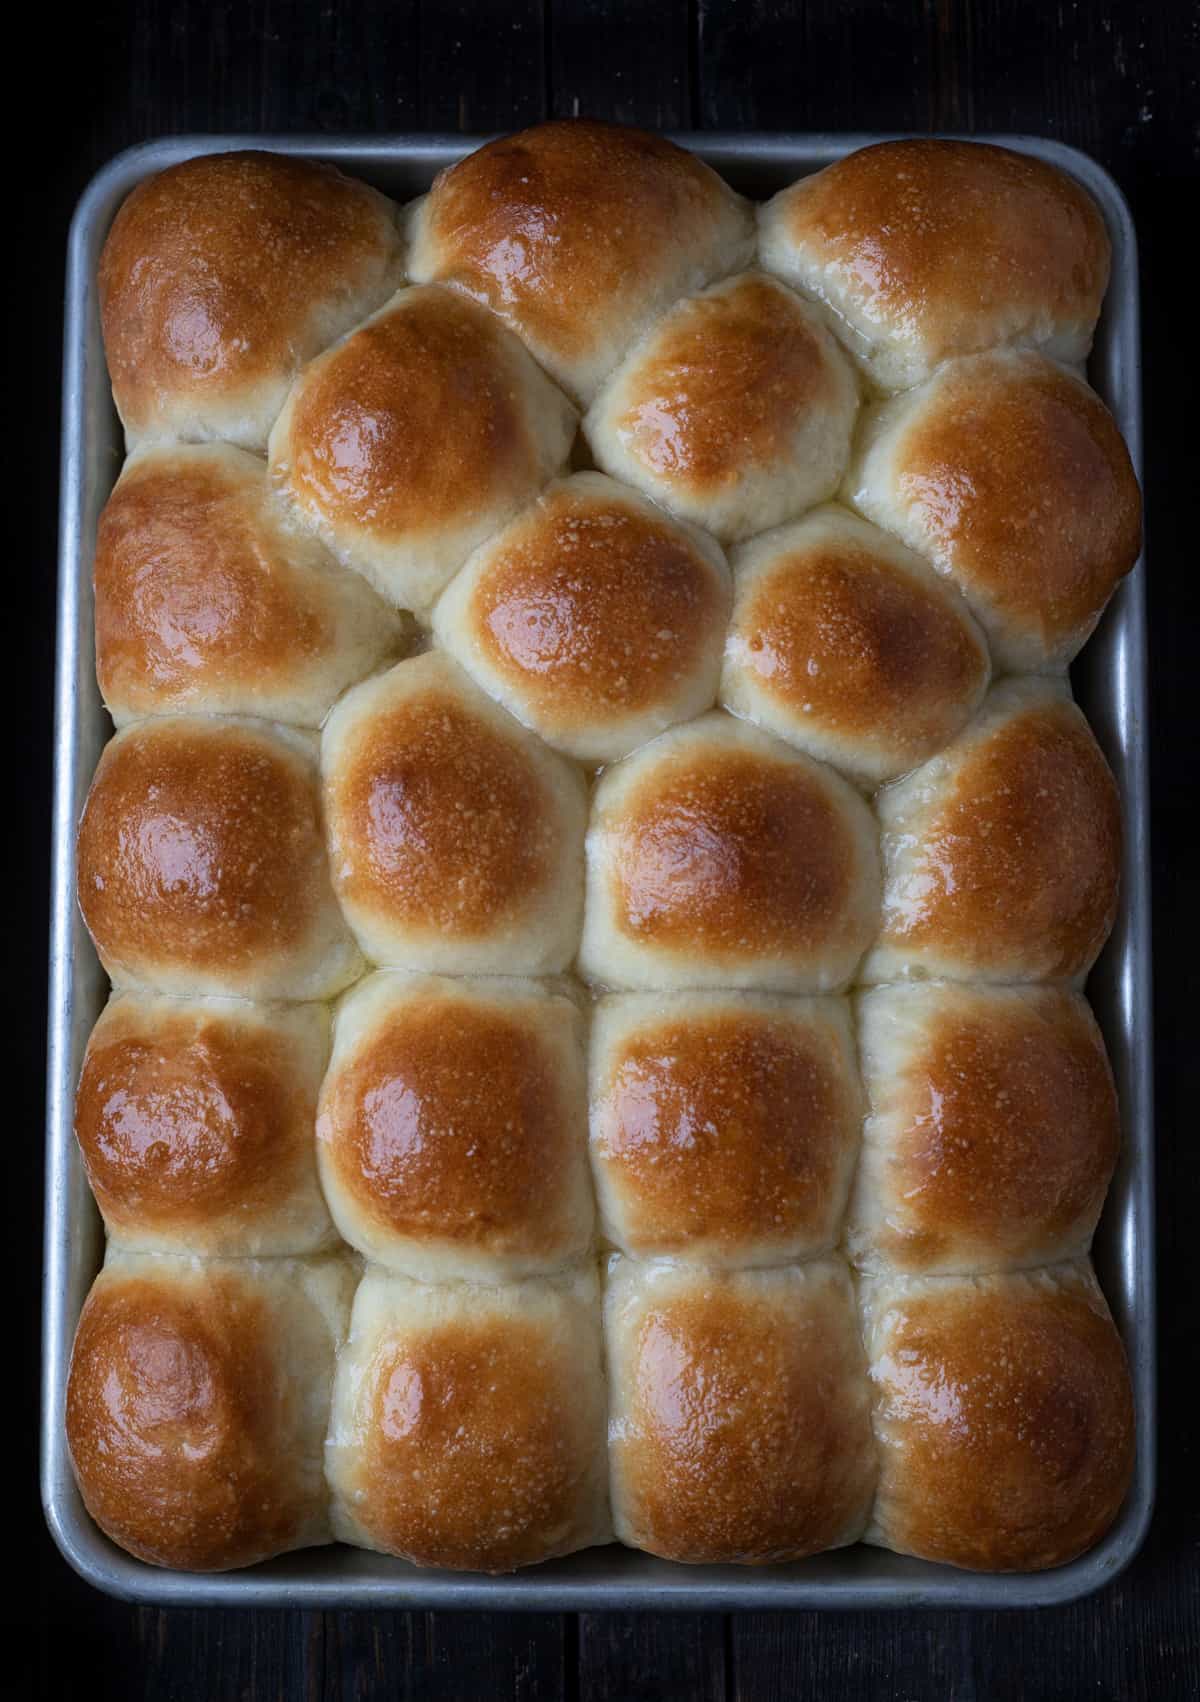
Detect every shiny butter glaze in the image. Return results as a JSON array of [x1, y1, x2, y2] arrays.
[[609, 1260, 876, 1564], [852, 984, 1119, 1271], [592, 994, 859, 1260], [99, 151, 402, 441], [865, 1266, 1135, 1571], [318, 979, 587, 1261]]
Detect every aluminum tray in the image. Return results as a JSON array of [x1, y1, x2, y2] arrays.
[[42, 132, 1154, 1611]]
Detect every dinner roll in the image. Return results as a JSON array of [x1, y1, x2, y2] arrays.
[[584, 273, 858, 542], [846, 350, 1142, 671], [862, 677, 1121, 986], [99, 150, 404, 450], [847, 984, 1119, 1274], [75, 992, 335, 1257], [327, 1265, 610, 1572], [321, 653, 587, 974], [317, 971, 593, 1281], [860, 1263, 1135, 1571], [66, 1249, 356, 1570], [269, 285, 576, 613], [432, 473, 730, 762], [721, 506, 990, 785], [580, 712, 880, 992], [76, 717, 362, 1000], [589, 992, 860, 1264], [758, 139, 1110, 393], [408, 119, 754, 404], [605, 1257, 876, 1563], [94, 444, 407, 728]]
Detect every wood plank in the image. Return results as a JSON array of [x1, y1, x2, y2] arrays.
[[417, 0, 547, 131], [578, 1615, 729, 1702], [549, 0, 693, 126], [695, 0, 935, 132], [320, 1612, 568, 1702]]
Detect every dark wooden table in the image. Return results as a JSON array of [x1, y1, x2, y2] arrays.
[[16, 3, 1198, 1697]]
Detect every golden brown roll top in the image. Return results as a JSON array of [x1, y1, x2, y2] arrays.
[[580, 711, 881, 993], [66, 1250, 356, 1571], [432, 472, 731, 762], [320, 653, 587, 974], [99, 150, 404, 450], [408, 119, 755, 405], [74, 993, 335, 1256], [863, 677, 1121, 986], [268, 285, 577, 614], [317, 972, 593, 1281], [584, 272, 859, 542], [846, 350, 1142, 671], [605, 1257, 877, 1564], [847, 983, 1120, 1274], [589, 992, 861, 1265], [861, 1263, 1135, 1572], [94, 444, 407, 727], [722, 506, 991, 785], [326, 1265, 610, 1572], [758, 139, 1111, 393], [76, 716, 362, 1000]]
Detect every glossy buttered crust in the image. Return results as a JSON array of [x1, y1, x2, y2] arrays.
[[580, 712, 881, 993], [847, 983, 1120, 1274], [94, 443, 407, 727], [860, 1264, 1135, 1572], [758, 138, 1111, 392], [66, 1251, 356, 1571], [75, 992, 335, 1257], [864, 676, 1121, 985], [847, 350, 1142, 671], [269, 285, 577, 614], [99, 151, 404, 449], [76, 129, 1140, 1580], [721, 505, 991, 785], [408, 119, 755, 403], [432, 472, 731, 761], [326, 1266, 610, 1572], [605, 1257, 877, 1564], [589, 992, 861, 1265], [320, 653, 587, 974], [317, 971, 593, 1281], [584, 272, 859, 542], [76, 716, 362, 1000]]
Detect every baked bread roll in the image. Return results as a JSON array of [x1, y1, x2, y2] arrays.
[[584, 273, 858, 542], [862, 677, 1121, 986], [860, 1263, 1135, 1572], [75, 992, 335, 1257], [847, 983, 1119, 1274], [432, 472, 731, 762], [321, 653, 587, 973], [580, 712, 880, 992], [408, 119, 754, 404], [605, 1257, 876, 1563], [589, 992, 860, 1265], [76, 716, 362, 1000], [269, 285, 576, 614], [94, 444, 407, 728], [326, 1265, 610, 1572], [66, 1249, 356, 1571], [721, 506, 990, 785], [758, 139, 1110, 393], [99, 151, 404, 450], [317, 971, 593, 1281], [846, 350, 1141, 671]]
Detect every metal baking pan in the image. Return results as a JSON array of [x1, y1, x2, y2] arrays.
[[42, 133, 1154, 1610]]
